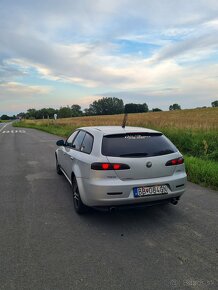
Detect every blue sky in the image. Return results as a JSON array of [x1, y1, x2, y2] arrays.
[[0, 0, 218, 115]]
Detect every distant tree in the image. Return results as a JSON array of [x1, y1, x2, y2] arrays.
[[35, 109, 43, 119], [58, 106, 72, 118], [26, 108, 56, 119], [17, 112, 26, 119], [46, 108, 58, 118], [26, 108, 37, 119], [71, 105, 83, 117], [211, 100, 218, 107], [88, 97, 124, 115], [125, 103, 148, 114], [83, 108, 92, 116], [152, 108, 162, 112], [195, 106, 208, 109], [169, 103, 181, 111], [36, 108, 48, 119], [142, 103, 149, 113], [1, 114, 10, 120]]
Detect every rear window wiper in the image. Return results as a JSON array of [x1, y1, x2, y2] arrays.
[[119, 153, 148, 157], [152, 149, 175, 156]]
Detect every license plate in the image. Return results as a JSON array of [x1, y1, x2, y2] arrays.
[[133, 185, 168, 198]]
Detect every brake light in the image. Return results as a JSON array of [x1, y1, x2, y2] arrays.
[[165, 157, 184, 166], [102, 163, 110, 170], [113, 164, 121, 170], [91, 162, 130, 170]]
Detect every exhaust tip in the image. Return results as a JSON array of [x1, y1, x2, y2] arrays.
[[171, 198, 179, 205]]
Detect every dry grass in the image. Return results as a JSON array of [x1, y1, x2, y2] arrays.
[[22, 107, 218, 131]]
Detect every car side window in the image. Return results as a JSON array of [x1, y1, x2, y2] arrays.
[[72, 130, 86, 150], [66, 131, 78, 147], [81, 133, 94, 154]]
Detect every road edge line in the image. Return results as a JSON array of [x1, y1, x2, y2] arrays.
[[0, 122, 10, 133]]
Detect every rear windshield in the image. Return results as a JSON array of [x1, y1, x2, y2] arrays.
[[102, 133, 177, 157]]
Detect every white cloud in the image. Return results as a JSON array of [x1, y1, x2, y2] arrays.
[[0, 82, 51, 98], [1, 0, 218, 114], [0, 82, 53, 114], [75, 95, 102, 108]]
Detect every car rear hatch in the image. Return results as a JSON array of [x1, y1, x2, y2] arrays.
[[102, 132, 179, 180]]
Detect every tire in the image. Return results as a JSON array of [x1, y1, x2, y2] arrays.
[[72, 177, 88, 214], [56, 156, 63, 175]]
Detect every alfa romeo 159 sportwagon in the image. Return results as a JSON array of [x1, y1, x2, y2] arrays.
[[55, 126, 187, 214]]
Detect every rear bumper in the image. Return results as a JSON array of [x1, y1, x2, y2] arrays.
[[94, 197, 181, 211], [77, 172, 187, 207]]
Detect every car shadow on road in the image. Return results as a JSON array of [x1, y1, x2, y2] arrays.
[[77, 202, 186, 232], [61, 178, 187, 234]]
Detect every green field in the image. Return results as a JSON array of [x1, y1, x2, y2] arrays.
[[0, 120, 10, 123], [14, 108, 218, 190]]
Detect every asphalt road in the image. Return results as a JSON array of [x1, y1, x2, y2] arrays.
[[0, 123, 217, 290]]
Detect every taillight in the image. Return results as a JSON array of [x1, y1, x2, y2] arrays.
[[177, 157, 184, 164], [102, 163, 110, 170], [91, 162, 130, 170], [165, 157, 184, 166], [113, 164, 121, 170]]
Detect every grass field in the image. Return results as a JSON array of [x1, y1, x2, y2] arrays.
[[0, 120, 10, 123], [14, 107, 218, 189]]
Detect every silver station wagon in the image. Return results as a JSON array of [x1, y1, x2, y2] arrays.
[[55, 126, 187, 214]]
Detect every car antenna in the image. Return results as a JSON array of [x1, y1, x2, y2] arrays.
[[122, 113, 128, 129]]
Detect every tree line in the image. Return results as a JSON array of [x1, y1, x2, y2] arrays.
[[1, 97, 218, 120], [16, 97, 152, 119]]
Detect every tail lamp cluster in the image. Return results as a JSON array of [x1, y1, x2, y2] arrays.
[[165, 157, 184, 166], [91, 162, 130, 170], [91, 157, 184, 170]]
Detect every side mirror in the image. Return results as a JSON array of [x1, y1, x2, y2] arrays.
[[56, 140, 65, 146]]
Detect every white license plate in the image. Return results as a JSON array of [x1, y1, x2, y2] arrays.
[[133, 185, 168, 197]]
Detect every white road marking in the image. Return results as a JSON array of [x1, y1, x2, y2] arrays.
[[1, 130, 26, 134], [0, 123, 10, 133]]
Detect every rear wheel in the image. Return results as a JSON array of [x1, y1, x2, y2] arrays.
[[72, 177, 88, 214], [56, 156, 62, 175]]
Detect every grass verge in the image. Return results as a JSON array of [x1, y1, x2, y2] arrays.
[[13, 121, 75, 137], [185, 155, 218, 190], [13, 120, 218, 190], [0, 120, 10, 123]]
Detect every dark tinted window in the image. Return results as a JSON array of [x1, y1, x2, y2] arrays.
[[66, 131, 78, 147], [102, 133, 177, 157], [81, 133, 94, 154], [72, 131, 86, 150]]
